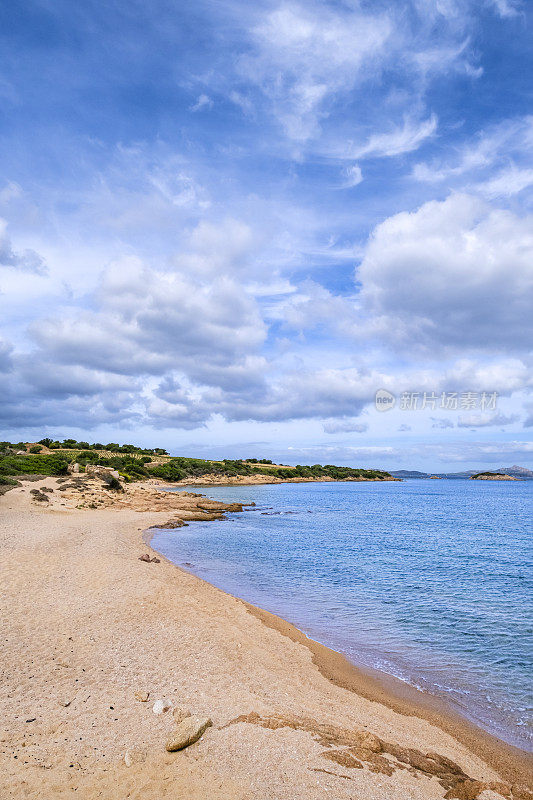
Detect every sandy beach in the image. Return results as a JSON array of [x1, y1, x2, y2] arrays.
[[1, 477, 531, 800]]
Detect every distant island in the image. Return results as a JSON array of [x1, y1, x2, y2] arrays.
[[391, 465, 532, 480], [470, 472, 519, 481]]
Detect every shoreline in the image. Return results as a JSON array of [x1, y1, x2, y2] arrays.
[[157, 480, 533, 759], [146, 528, 533, 787], [2, 476, 532, 799]]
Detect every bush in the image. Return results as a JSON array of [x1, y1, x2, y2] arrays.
[[0, 476, 18, 485], [149, 462, 186, 482], [0, 453, 69, 476], [29, 445, 42, 454]]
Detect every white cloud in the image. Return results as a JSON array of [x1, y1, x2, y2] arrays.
[[341, 164, 363, 188], [0, 219, 47, 275], [412, 115, 533, 188], [323, 420, 368, 434], [432, 418, 454, 429], [350, 115, 438, 160], [190, 94, 213, 112], [474, 166, 533, 198], [358, 193, 533, 351], [30, 243, 267, 396], [488, 0, 521, 17], [457, 411, 520, 427], [240, 3, 391, 141]]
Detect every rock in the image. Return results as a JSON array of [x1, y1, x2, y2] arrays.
[[67, 463, 80, 474], [134, 691, 150, 702], [85, 465, 120, 480], [354, 731, 382, 753], [165, 716, 212, 751], [172, 707, 192, 725], [58, 699, 71, 707], [151, 557, 160, 563], [444, 781, 485, 800], [153, 699, 173, 715], [124, 748, 147, 767], [322, 749, 363, 769], [30, 489, 49, 502], [149, 519, 184, 529], [138, 554, 151, 562]]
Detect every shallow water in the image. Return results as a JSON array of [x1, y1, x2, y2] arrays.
[[150, 479, 533, 750]]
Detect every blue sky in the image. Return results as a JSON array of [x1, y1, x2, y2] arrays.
[[1, 0, 532, 470]]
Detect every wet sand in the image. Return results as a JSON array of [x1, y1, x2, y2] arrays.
[[1, 477, 531, 799]]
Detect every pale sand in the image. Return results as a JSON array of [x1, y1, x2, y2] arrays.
[[1, 478, 531, 800]]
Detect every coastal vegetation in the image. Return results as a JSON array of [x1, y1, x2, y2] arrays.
[[0, 440, 392, 483], [35, 438, 168, 455], [149, 457, 391, 482]]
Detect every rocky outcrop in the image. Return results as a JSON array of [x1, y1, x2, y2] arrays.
[[85, 465, 120, 480]]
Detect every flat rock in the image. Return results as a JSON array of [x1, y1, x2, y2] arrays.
[[165, 716, 212, 751], [134, 691, 149, 702]]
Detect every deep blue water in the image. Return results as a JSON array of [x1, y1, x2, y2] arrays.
[[150, 479, 533, 750]]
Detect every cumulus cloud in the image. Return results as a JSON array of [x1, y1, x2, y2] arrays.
[[32, 256, 267, 385], [357, 194, 533, 351]]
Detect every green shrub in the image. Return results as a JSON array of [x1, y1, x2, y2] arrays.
[[0, 453, 69, 476], [29, 445, 42, 454], [0, 476, 18, 485], [149, 462, 186, 482]]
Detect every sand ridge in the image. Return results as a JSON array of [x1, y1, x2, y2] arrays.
[[1, 477, 531, 799]]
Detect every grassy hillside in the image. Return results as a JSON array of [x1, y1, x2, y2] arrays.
[[0, 440, 392, 483]]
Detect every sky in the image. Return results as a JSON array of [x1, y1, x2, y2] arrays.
[[1, 0, 532, 471]]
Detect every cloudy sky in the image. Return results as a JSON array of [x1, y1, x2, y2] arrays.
[[1, 0, 532, 470]]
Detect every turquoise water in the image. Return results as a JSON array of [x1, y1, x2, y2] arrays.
[[150, 479, 533, 750]]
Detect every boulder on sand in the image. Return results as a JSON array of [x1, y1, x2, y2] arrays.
[[85, 464, 120, 480]]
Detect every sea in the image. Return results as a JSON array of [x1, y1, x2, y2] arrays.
[[150, 478, 533, 751]]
